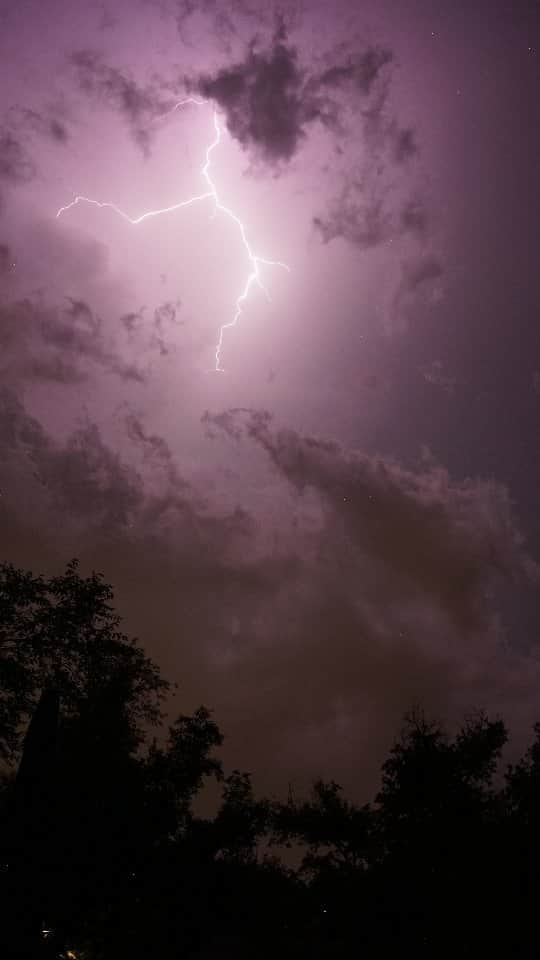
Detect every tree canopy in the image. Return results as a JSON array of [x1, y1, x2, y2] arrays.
[[0, 559, 538, 959], [0, 558, 167, 761]]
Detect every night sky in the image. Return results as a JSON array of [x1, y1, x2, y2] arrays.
[[1, 0, 539, 798]]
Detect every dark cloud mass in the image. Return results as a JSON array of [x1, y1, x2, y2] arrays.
[[320, 45, 393, 95], [0, 243, 11, 274], [204, 408, 535, 635], [0, 388, 143, 526], [197, 27, 319, 163], [0, 104, 69, 188], [6, 106, 69, 144], [70, 49, 167, 153], [0, 295, 144, 385], [400, 198, 429, 236], [390, 255, 444, 328], [392, 125, 418, 163], [196, 27, 400, 171], [313, 186, 391, 249], [0, 129, 35, 183]]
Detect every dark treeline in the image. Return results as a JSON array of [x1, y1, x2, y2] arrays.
[[1, 561, 539, 958]]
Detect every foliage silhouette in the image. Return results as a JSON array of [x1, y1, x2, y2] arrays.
[[0, 558, 167, 761], [1, 559, 539, 958]]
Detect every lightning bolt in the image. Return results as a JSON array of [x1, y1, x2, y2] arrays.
[[56, 99, 289, 372]]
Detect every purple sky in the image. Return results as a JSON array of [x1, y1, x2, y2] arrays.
[[1, 0, 540, 798]]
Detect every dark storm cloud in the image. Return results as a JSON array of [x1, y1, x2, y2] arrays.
[[1, 390, 191, 535], [0, 296, 145, 385], [320, 44, 413, 166], [126, 413, 176, 465], [43, 422, 143, 526], [119, 302, 182, 359], [0, 104, 69, 188], [0, 129, 35, 184], [151, 300, 182, 356], [125, 412, 191, 493], [392, 125, 418, 164], [0, 244, 11, 274], [195, 24, 400, 167], [320, 45, 393, 95], [174, 0, 299, 53], [313, 187, 391, 249], [0, 388, 143, 526], [203, 408, 535, 634], [6, 106, 69, 145], [30, 357, 86, 385], [400, 198, 429, 236], [289, 37, 421, 251], [197, 25, 320, 164], [312, 129, 421, 249], [154, 300, 182, 330], [310, 63, 423, 250], [120, 310, 143, 335], [390, 254, 444, 327], [0, 390, 254, 565], [70, 50, 166, 154], [175, 0, 236, 46], [0, 388, 47, 456], [49, 297, 144, 382]]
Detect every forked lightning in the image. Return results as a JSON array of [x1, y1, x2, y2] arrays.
[[56, 99, 289, 371]]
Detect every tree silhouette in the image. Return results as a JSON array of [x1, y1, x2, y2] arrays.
[[274, 778, 372, 873], [372, 709, 508, 955], [213, 770, 271, 863], [0, 558, 167, 762], [3, 558, 540, 959]]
